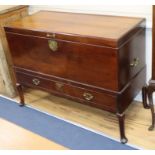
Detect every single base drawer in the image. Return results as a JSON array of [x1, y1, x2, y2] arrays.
[[16, 71, 117, 112], [15, 66, 146, 114]]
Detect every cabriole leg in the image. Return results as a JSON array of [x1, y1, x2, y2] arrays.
[[148, 87, 155, 131], [117, 113, 128, 144], [142, 86, 150, 109], [16, 83, 25, 106]]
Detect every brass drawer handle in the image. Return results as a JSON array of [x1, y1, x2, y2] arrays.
[[32, 78, 40, 86], [83, 92, 94, 101], [48, 40, 58, 52], [130, 58, 140, 67]]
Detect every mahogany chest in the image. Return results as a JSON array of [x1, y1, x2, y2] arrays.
[[4, 11, 146, 143]]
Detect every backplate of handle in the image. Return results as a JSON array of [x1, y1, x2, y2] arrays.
[[55, 82, 64, 91], [32, 78, 40, 86], [130, 58, 140, 67], [83, 92, 94, 101]]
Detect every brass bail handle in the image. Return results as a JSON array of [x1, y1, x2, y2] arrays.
[[130, 57, 140, 67], [83, 92, 94, 101], [32, 78, 40, 86]]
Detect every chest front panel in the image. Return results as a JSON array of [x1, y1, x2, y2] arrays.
[[6, 32, 119, 91]]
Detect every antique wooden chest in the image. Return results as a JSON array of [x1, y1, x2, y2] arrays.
[[4, 11, 146, 143]]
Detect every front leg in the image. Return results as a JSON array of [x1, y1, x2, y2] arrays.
[[117, 113, 128, 144], [142, 86, 150, 109], [16, 83, 25, 106], [147, 87, 155, 131]]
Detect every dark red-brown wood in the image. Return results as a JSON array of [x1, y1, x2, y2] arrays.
[[4, 11, 146, 143], [142, 6, 155, 131], [152, 6, 155, 79]]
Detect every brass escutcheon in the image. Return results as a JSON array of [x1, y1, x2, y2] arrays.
[[48, 40, 58, 52]]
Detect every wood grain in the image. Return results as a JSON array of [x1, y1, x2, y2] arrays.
[[12, 88, 155, 150], [0, 70, 155, 149], [0, 118, 67, 150], [4, 11, 146, 143], [0, 5, 28, 97], [5, 11, 145, 41]]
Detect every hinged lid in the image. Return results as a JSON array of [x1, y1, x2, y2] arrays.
[[4, 11, 145, 48]]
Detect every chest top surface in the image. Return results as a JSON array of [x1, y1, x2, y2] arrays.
[[5, 11, 144, 41]]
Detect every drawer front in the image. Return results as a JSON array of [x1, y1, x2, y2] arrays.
[[16, 71, 117, 112], [63, 84, 117, 112], [6, 32, 118, 91], [16, 72, 56, 91]]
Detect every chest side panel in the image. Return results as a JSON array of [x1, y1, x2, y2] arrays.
[[118, 28, 146, 89], [6, 32, 119, 91]]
